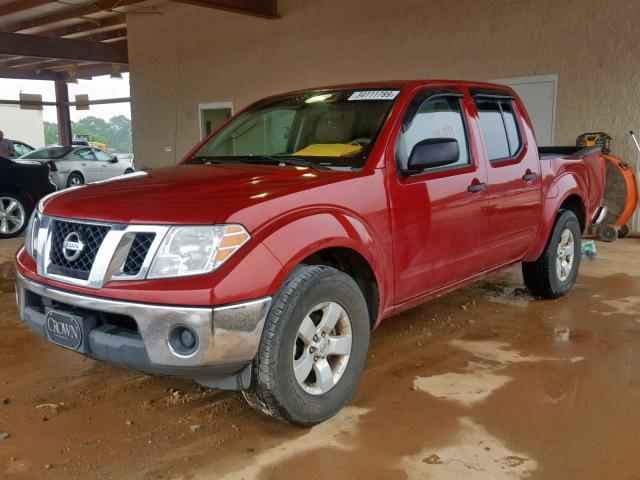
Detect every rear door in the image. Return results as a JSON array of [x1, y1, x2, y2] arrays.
[[471, 91, 542, 265], [388, 88, 491, 303]]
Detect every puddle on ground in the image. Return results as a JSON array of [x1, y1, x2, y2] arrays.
[[198, 406, 369, 480], [412, 341, 573, 407], [601, 296, 640, 316], [401, 416, 537, 479]]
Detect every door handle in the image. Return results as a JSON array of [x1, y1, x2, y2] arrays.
[[522, 172, 538, 181], [467, 182, 487, 193]]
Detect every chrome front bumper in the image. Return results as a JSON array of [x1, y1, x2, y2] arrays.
[[16, 272, 271, 369]]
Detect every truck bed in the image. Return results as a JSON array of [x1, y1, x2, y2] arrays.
[[538, 145, 601, 160]]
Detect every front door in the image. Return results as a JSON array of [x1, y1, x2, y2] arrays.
[[93, 148, 120, 180], [389, 89, 490, 304]]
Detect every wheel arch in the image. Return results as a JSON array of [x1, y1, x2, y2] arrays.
[[299, 247, 380, 330], [524, 190, 586, 262], [259, 211, 388, 329], [0, 184, 31, 205]]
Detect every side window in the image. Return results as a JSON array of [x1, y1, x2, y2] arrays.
[[94, 149, 113, 161], [75, 148, 95, 160], [397, 95, 470, 171], [13, 143, 27, 157], [474, 98, 522, 161]]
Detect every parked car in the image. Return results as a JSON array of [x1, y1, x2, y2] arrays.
[[0, 156, 55, 238], [15, 80, 606, 425], [11, 140, 35, 158], [18, 146, 135, 188]]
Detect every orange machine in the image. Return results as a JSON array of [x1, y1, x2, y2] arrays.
[[577, 132, 639, 241]]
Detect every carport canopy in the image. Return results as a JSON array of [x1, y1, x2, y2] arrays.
[[0, 0, 278, 144]]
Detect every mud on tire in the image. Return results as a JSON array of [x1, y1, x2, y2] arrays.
[[245, 265, 370, 426]]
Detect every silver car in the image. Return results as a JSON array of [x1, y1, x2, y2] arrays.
[[19, 146, 135, 189]]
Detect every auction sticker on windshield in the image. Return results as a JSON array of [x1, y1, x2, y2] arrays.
[[348, 90, 400, 101]]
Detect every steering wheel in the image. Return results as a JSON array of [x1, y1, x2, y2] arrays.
[[349, 137, 372, 146]]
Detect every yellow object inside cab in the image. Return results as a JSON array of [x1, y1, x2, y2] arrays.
[[293, 144, 363, 157]]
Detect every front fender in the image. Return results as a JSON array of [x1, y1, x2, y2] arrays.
[[260, 211, 389, 311], [524, 173, 585, 262]]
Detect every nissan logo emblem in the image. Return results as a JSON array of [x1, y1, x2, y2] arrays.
[[62, 231, 85, 261]]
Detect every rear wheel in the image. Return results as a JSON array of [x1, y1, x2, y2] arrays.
[[522, 210, 581, 299], [245, 265, 370, 426], [66, 172, 84, 187], [618, 224, 630, 239], [0, 193, 29, 238]]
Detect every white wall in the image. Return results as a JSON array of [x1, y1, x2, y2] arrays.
[[0, 104, 45, 148]]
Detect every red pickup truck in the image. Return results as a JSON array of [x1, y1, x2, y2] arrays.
[[15, 80, 606, 425]]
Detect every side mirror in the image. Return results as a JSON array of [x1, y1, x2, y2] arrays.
[[404, 138, 460, 173], [110, 155, 118, 163]]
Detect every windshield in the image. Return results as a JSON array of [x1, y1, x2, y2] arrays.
[[187, 88, 400, 169], [22, 146, 73, 160]]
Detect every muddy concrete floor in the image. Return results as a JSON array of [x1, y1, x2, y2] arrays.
[[1, 237, 640, 480]]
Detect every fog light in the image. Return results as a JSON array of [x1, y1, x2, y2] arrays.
[[168, 325, 199, 356]]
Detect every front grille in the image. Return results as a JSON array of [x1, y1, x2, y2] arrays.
[[122, 233, 155, 275], [49, 220, 110, 279]]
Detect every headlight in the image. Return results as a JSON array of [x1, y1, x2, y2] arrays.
[[148, 225, 250, 279], [25, 211, 40, 260]]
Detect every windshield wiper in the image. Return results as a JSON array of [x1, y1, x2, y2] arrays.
[[184, 156, 244, 165], [239, 155, 331, 170]]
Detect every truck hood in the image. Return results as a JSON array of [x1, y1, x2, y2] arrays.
[[41, 164, 359, 224]]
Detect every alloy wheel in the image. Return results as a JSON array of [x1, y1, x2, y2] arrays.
[[0, 196, 25, 235], [556, 228, 575, 281], [292, 301, 353, 395]]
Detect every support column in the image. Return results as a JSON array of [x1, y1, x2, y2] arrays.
[[54, 79, 71, 146]]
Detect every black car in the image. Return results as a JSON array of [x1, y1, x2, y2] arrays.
[[0, 156, 56, 238]]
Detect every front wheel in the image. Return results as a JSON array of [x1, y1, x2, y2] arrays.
[[522, 210, 581, 299], [245, 265, 370, 426]]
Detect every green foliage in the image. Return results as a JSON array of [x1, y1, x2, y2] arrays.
[[44, 115, 132, 151], [44, 121, 59, 146]]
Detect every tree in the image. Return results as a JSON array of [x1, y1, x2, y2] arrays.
[[44, 115, 133, 152], [44, 121, 59, 145]]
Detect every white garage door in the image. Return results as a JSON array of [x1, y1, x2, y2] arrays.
[[490, 75, 558, 146]]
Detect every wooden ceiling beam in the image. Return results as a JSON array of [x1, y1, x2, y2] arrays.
[[1, 0, 142, 33], [0, 32, 128, 63], [36, 15, 126, 38], [0, 67, 63, 80], [170, 0, 278, 19], [0, 0, 52, 17]]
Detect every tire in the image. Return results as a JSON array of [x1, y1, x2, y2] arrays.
[[66, 172, 84, 188], [0, 193, 31, 239], [618, 224, 630, 239], [598, 224, 618, 242], [124, 168, 134, 175], [522, 210, 582, 299], [245, 265, 370, 426]]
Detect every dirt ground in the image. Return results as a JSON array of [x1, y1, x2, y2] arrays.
[[1, 237, 640, 480]]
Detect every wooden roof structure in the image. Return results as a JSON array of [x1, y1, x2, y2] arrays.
[[0, 0, 278, 81]]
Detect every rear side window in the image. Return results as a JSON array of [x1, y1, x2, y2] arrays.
[[475, 98, 522, 161]]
